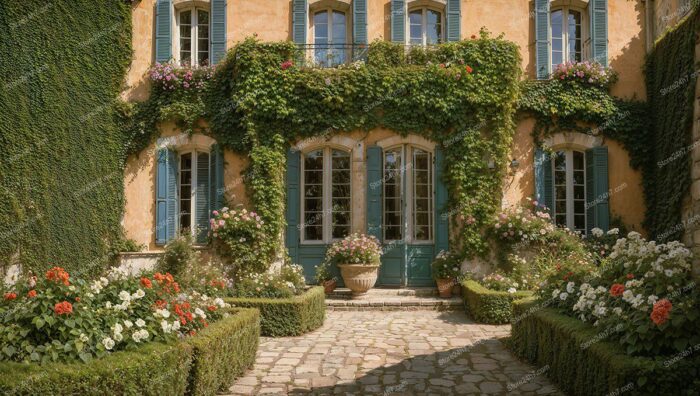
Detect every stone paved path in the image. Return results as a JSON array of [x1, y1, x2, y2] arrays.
[[223, 311, 563, 395]]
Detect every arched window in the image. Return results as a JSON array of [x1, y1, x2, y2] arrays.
[[550, 6, 583, 70], [313, 9, 348, 67], [408, 7, 443, 46], [176, 7, 210, 67], [177, 150, 211, 241], [301, 147, 351, 243], [551, 149, 586, 234]]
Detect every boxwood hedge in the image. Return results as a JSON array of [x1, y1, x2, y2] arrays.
[[462, 280, 533, 324], [226, 286, 325, 337], [510, 299, 700, 396], [0, 308, 260, 396]]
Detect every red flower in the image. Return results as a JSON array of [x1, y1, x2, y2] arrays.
[[610, 283, 625, 297], [465, 65, 473, 74], [470, 34, 477, 39], [46, 267, 70, 286], [154, 272, 165, 283], [3, 292, 17, 301], [563, 272, 573, 281], [189, 330, 197, 336], [207, 305, 217, 312], [140, 277, 153, 289], [281, 60, 294, 70], [27, 290, 37, 298], [54, 301, 73, 315], [626, 273, 634, 279], [75, 297, 81, 302], [651, 299, 672, 326], [155, 299, 167, 309]]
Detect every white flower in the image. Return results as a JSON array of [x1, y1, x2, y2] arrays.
[[594, 305, 607, 317], [156, 309, 171, 318], [613, 307, 623, 315], [552, 289, 560, 298], [566, 282, 575, 294], [591, 228, 604, 237], [559, 292, 569, 301], [194, 308, 206, 319], [213, 298, 226, 308], [105, 302, 112, 309], [664, 269, 674, 277], [112, 323, 123, 334], [172, 320, 181, 331], [132, 289, 146, 299], [607, 228, 619, 235], [135, 319, 146, 328], [648, 295, 659, 305], [90, 280, 103, 293], [79, 333, 89, 342], [102, 337, 115, 350], [100, 277, 109, 286], [507, 288, 517, 294], [161, 320, 172, 334], [124, 320, 133, 328], [113, 332, 123, 342], [118, 290, 131, 302]]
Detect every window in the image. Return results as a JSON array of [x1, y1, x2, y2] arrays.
[[550, 7, 583, 70], [313, 10, 347, 67], [409, 8, 442, 46], [177, 8, 210, 67], [552, 150, 586, 234], [178, 150, 210, 241], [301, 147, 351, 243], [383, 145, 434, 242]]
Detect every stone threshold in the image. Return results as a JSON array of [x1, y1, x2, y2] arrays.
[[326, 288, 463, 311]]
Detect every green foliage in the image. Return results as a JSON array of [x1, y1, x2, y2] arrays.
[[226, 286, 325, 337], [0, 1, 133, 278], [510, 299, 700, 396], [430, 250, 461, 280], [157, 234, 200, 277], [462, 280, 532, 324], [0, 341, 193, 396], [644, 10, 698, 240], [185, 308, 260, 396], [233, 263, 306, 299]]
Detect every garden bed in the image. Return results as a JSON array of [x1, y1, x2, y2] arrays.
[[462, 280, 533, 324], [0, 308, 260, 396], [510, 299, 700, 396], [226, 286, 325, 337]]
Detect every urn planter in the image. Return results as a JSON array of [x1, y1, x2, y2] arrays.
[[338, 263, 379, 297]]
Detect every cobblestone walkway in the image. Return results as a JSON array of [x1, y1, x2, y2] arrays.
[[223, 311, 563, 395]]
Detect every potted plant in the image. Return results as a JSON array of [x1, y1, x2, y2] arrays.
[[431, 250, 461, 298], [315, 261, 337, 294], [325, 233, 382, 298]]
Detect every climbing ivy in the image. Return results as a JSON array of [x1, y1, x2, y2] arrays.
[[0, 1, 132, 277]]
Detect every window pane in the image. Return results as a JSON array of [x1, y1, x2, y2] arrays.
[[331, 149, 351, 239], [180, 10, 192, 25], [426, 10, 441, 44], [568, 10, 582, 62], [314, 11, 328, 42], [198, 10, 209, 25], [179, 153, 193, 233], [303, 150, 324, 241], [551, 9, 564, 69], [413, 148, 432, 241], [332, 11, 346, 43], [409, 10, 423, 44], [384, 149, 403, 241]]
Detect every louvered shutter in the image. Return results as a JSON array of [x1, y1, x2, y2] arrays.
[[589, 0, 608, 66], [585, 147, 610, 233], [534, 148, 553, 212], [446, 0, 461, 42], [292, 0, 308, 45], [366, 146, 383, 241], [155, 0, 172, 63], [195, 152, 211, 244], [286, 149, 301, 263], [391, 0, 405, 43], [210, 0, 227, 64], [353, 0, 368, 44], [209, 144, 225, 212], [534, 0, 550, 79], [156, 148, 178, 245], [434, 147, 449, 252]]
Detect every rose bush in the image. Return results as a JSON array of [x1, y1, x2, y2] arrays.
[[0, 267, 229, 364], [211, 206, 270, 276], [430, 250, 463, 281]]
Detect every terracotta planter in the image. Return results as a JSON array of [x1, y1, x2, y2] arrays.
[[452, 284, 462, 297], [322, 279, 337, 294], [436, 278, 454, 298], [338, 263, 379, 297]]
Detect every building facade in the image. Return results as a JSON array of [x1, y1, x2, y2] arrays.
[[122, 0, 683, 284]]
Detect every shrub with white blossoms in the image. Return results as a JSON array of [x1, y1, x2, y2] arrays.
[[210, 206, 270, 275], [233, 263, 306, 299]]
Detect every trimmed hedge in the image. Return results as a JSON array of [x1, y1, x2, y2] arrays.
[[462, 280, 533, 324], [186, 308, 260, 396], [226, 286, 325, 337], [0, 342, 193, 396], [0, 308, 261, 396], [510, 299, 700, 396]]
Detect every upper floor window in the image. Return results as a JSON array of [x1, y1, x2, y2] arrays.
[[409, 8, 443, 46], [301, 147, 351, 243], [550, 7, 584, 70], [551, 149, 586, 234], [313, 9, 348, 67], [178, 150, 210, 242], [177, 7, 210, 67]]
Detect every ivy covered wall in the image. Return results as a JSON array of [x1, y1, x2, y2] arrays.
[[0, 1, 132, 277]]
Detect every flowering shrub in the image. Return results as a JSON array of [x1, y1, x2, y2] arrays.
[[582, 226, 620, 261], [148, 62, 214, 91], [479, 272, 520, 294], [539, 232, 700, 356], [314, 261, 335, 284], [490, 200, 556, 246], [211, 206, 269, 276], [0, 267, 229, 364], [324, 233, 382, 265], [233, 264, 306, 299], [551, 61, 617, 87], [431, 250, 462, 280]]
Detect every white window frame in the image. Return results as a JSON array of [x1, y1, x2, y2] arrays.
[[382, 145, 434, 244], [407, 7, 444, 46], [551, 149, 587, 234], [300, 146, 352, 244], [549, 6, 588, 72], [310, 8, 350, 67], [177, 150, 211, 241], [174, 6, 210, 67]]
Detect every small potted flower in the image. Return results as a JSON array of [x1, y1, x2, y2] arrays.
[[325, 233, 382, 298], [431, 250, 461, 298], [315, 261, 337, 294]]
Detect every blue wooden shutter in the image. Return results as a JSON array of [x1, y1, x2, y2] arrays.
[[292, 0, 308, 45], [585, 147, 610, 233], [155, 0, 172, 63], [391, 0, 405, 43], [446, 0, 461, 42], [156, 148, 178, 245], [209, 144, 225, 212], [366, 146, 383, 241], [195, 153, 211, 243], [589, 0, 608, 66], [534, 148, 553, 212], [353, 0, 368, 45], [534, 0, 550, 79], [286, 149, 301, 263], [434, 147, 449, 252], [210, 0, 227, 64]]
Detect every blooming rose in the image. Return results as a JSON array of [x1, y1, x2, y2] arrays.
[[651, 299, 672, 326], [140, 277, 152, 288], [54, 301, 73, 315], [46, 266, 70, 286], [102, 337, 115, 350], [465, 65, 473, 73], [3, 292, 17, 301], [27, 290, 37, 298], [610, 283, 625, 297]]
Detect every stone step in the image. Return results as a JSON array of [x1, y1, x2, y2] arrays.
[[326, 287, 442, 299], [325, 290, 463, 311]]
